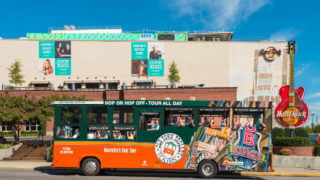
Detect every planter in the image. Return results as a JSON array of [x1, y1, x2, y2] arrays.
[[274, 146, 314, 156]]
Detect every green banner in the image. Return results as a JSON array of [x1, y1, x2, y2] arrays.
[[55, 58, 71, 75], [39, 41, 55, 58], [148, 59, 164, 76], [131, 42, 148, 59]]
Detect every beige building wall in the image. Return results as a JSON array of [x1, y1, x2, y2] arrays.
[[0, 39, 288, 103]]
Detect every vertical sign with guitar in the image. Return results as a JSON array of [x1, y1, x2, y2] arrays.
[[274, 41, 309, 127]]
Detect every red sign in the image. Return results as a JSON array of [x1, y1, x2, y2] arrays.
[[275, 85, 309, 127]]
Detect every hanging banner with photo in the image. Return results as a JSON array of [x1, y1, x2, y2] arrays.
[[39, 58, 55, 76], [131, 42, 164, 77], [38, 41, 72, 76]]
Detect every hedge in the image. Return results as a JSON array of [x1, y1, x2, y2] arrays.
[[314, 145, 320, 156], [0, 131, 15, 137], [273, 137, 311, 147], [0, 131, 40, 137]]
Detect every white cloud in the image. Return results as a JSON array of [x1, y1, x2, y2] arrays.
[[306, 92, 320, 100], [295, 62, 311, 77], [269, 28, 300, 41], [166, 0, 270, 30]]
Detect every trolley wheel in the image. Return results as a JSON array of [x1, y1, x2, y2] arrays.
[[81, 158, 101, 176], [198, 160, 218, 178]]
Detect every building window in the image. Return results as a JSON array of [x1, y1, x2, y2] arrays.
[[61, 106, 82, 124], [1, 122, 13, 131], [104, 83, 119, 90], [136, 82, 153, 87], [87, 106, 108, 124], [165, 108, 195, 127], [86, 83, 100, 89], [25, 121, 41, 131], [113, 107, 134, 124], [67, 83, 82, 90], [34, 84, 49, 89], [139, 111, 160, 131]]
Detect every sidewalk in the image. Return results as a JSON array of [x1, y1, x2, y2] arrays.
[[0, 161, 320, 177], [0, 161, 51, 170]]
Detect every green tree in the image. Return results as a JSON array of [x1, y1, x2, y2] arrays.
[[0, 93, 88, 142], [168, 61, 180, 85], [304, 126, 312, 134], [8, 60, 25, 87], [0, 94, 31, 141], [314, 124, 320, 133]]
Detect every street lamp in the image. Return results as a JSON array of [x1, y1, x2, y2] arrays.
[[311, 113, 315, 133]]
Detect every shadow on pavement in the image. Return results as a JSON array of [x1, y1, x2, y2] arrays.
[[34, 166, 265, 179]]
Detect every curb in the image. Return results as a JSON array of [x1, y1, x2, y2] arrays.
[[241, 172, 320, 177]]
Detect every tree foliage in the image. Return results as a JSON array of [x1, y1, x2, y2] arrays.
[[8, 60, 25, 87], [314, 124, 320, 133], [168, 61, 180, 83], [0, 93, 88, 141]]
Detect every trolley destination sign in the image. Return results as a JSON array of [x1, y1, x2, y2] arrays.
[[103, 100, 211, 107], [52, 100, 272, 108]]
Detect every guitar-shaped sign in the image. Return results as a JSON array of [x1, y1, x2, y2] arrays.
[[274, 41, 309, 127]]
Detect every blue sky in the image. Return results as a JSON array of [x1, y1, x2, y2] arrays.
[[0, 0, 319, 124]]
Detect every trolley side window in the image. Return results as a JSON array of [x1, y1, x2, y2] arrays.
[[61, 106, 82, 124], [87, 106, 108, 124], [139, 111, 161, 131], [55, 125, 80, 139], [164, 108, 195, 127], [87, 126, 110, 139], [112, 126, 136, 140], [198, 108, 229, 128], [113, 107, 134, 124]]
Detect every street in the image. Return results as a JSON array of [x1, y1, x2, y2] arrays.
[[0, 168, 319, 180]]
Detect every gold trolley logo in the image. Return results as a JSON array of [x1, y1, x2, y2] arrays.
[[155, 133, 184, 165], [260, 47, 281, 61]]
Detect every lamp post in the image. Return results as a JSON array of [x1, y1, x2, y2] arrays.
[[311, 113, 315, 133]]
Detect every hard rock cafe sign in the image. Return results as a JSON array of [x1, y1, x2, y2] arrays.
[[274, 41, 309, 127], [260, 47, 281, 61]]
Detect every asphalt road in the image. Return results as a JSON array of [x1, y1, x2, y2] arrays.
[[0, 169, 319, 180]]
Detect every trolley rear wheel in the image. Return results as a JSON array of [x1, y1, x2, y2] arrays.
[[198, 160, 218, 178], [81, 158, 101, 176]]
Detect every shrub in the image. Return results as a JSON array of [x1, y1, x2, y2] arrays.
[[294, 127, 309, 137], [279, 148, 291, 156], [273, 137, 311, 147], [49, 146, 53, 161], [21, 131, 40, 136], [0, 131, 15, 137], [314, 145, 320, 156], [0, 143, 13, 149], [272, 127, 284, 138]]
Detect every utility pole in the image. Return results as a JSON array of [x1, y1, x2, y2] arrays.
[[311, 113, 315, 133]]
